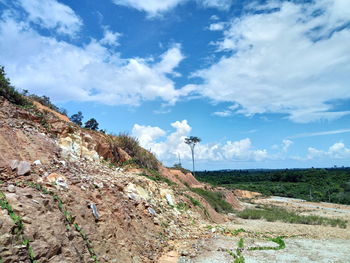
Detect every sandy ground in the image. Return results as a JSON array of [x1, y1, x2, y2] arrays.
[[160, 197, 350, 263]]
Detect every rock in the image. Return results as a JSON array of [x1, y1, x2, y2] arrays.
[[148, 207, 157, 216], [9, 159, 19, 170], [47, 173, 69, 189], [117, 147, 132, 162], [59, 160, 66, 166], [90, 203, 100, 220], [7, 184, 16, 193], [16, 161, 31, 176], [165, 194, 175, 206], [33, 160, 42, 166]]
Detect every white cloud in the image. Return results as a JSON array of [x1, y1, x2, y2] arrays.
[[198, 0, 233, 10], [192, 0, 350, 123], [100, 27, 121, 46], [208, 22, 225, 31], [289, 128, 350, 139], [213, 110, 231, 117], [0, 15, 189, 105], [282, 139, 293, 152], [307, 142, 350, 160], [16, 0, 82, 35], [112, 0, 233, 17], [112, 0, 187, 17], [132, 120, 269, 164]]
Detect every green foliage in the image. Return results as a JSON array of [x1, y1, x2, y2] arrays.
[[249, 236, 286, 251], [0, 66, 30, 106], [139, 169, 176, 186], [84, 118, 99, 130], [196, 168, 350, 205], [237, 206, 347, 228], [70, 111, 83, 126], [176, 202, 189, 211], [227, 238, 245, 263], [0, 190, 39, 262], [112, 133, 160, 170], [190, 188, 234, 213]]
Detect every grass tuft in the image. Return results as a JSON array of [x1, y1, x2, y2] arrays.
[[237, 206, 347, 228]]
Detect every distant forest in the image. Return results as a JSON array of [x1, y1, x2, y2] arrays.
[[195, 168, 350, 205]]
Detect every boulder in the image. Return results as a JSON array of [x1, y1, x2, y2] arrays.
[[16, 161, 31, 176], [9, 160, 19, 170]]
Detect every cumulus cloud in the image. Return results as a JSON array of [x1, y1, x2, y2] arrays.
[[208, 22, 225, 31], [0, 14, 188, 105], [307, 142, 350, 160], [282, 139, 293, 152], [193, 0, 350, 123], [100, 27, 121, 46], [15, 0, 82, 35], [131, 120, 269, 165], [112, 0, 233, 17]]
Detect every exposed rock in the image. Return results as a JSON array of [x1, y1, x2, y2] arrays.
[[7, 184, 16, 193], [9, 159, 19, 170], [148, 207, 157, 216], [33, 160, 42, 166], [117, 147, 132, 162], [166, 194, 175, 206], [16, 161, 31, 176], [90, 203, 100, 220]]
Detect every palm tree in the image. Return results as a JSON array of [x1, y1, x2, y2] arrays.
[[185, 136, 201, 175]]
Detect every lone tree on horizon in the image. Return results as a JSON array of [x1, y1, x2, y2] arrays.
[[185, 136, 201, 175]]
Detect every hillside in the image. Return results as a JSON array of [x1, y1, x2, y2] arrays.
[[0, 90, 349, 263], [0, 95, 243, 263]]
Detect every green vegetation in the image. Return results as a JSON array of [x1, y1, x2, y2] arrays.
[[184, 136, 201, 175], [249, 236, 285, 251], [227, 238, 245, 263], [139, 169, 176, 186], [176, 202, 189, 211], [190, 188, 234, 213], [0, 191, 38, 263], [0, 66, 31, 106], [237, 206, 347, 228], [84, 118, 99, 130], [111, 133, 160, 170], [24, 181, 100, 263], [227, 234, 286, 263], [196, 168, 350, 205]]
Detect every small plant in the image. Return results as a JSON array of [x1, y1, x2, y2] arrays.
[[237, 206, 347, 228], [227, 238, 245, 263], [190, 188, 234, 213], [176, 202, 189, 211], [0, 191, 38, 262], [249, 236, 286, 251]]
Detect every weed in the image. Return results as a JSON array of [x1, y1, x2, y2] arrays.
[[227, 238, 245, 263], [0, 191, 38, 262], [111, 133, 160, 170], [190, 188, 234, 213], [176, 202, 189, 211], [139, 169, 176, 186], [237, 206, 347, 228], [249, 236, 286, 251], [24, 181, 100, 263]]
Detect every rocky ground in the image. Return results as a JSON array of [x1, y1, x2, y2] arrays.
[[159, 196, 350, 263]]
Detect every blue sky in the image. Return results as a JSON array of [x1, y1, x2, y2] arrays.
[[1, 0, 350, 170]]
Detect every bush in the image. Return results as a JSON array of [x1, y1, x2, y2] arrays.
[[111, 133, 160, 170], [191, 188, 234, 213], [237, 206, 347, 228], [0, 66, 30, 106]]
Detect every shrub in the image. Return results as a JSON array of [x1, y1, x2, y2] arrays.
[[0, 66, 30, 106], [112, 133, 160, 170], [191, 188, 234, 213], [237, 206, 347, 228]]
